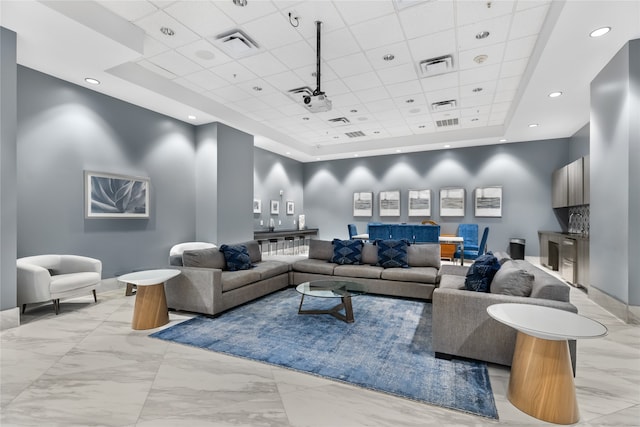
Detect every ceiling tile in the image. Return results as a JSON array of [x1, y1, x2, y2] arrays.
[[459, 80, 497, 98], [384, 80, 423, 97], [260, 91, 295, 107], [328, 92, 361, 107], [243, 12, 303, 49], [341, 71, 382, 91], [322, 79, 351, 96], [176, 39, 232, 68], [408, 29, 457, 65], [425, 87, 459, 105], [350, 13, 404, 51], [327, 53, 372, 78], [394, 92, 427, 108], [209, 85, 254, 102], [419, 72, 459, 92], [503, 35, 537, 62], [494, 90, 516, 103], [489, 111, 508, 124], [365, 41, 412, 69], [98, 0, 158, 22], [282, 2, 346, 39], [397, 0, 455, 39], [509, 4, 549, 40], [491, 101, 511, 113], [495, 76, 520, 92], [142, 34, 171, 57], [238, 52, 288, 77], [456, 0, 516, 27], [334, 1, 395, 26], [263, 70, 307, 91], [318, 27, 361, 60], [461, 105, 491, 118], [459, 63, 500, 85], [135, 9, 200, 48], [367, 99, 399, 113], [164, 1, 235, 38], [214, 0, 278, 25], [148, 50, 202, 75], [232, 96, 271, 112], [354, 87, 390, 103], [293, 64, 338, 86], [457, 15, 511, 51], [173, 77, 203, 92], [459, 95, 493, 108], [183, 69, 229, 90], [376, 62, 418, 85], [210, 61, 258, 83], [271, 40, 316, 69], [500, 58, 528, 78], [458, 43, 506, 71]]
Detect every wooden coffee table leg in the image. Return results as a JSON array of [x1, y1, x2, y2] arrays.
[[342, 296, 354, 323], [132, 283, 169, 330], [508, 331, 579, 424]]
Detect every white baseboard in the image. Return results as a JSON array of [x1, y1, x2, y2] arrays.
[[0, 307, 20, 330], [590, 286, 640, 324]]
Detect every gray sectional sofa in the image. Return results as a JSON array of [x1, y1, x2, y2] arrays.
[[433, 254, 578, 370]]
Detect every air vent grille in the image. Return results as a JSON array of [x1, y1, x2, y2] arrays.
[[418, 54, 454, 77], [213, 29, 259, 58], [436, 118, 459, 128], [345, 131, 366, 138], [329, 117, 350, 124]]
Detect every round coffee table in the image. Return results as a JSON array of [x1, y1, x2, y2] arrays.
[[117, 269, 181, 330], [295, 280, 365, 323], [487, 303, 607, 424]]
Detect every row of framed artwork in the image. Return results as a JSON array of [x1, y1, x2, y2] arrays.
[[253, 199, 295, 215], [353, 187, 503, 218]]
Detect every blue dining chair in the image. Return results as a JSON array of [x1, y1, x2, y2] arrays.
[[348, 224, 358, 239], [454, 226, 489, 263]]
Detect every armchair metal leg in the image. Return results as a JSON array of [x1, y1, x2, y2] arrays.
[[22, 304, 26, 314], [92, 289, 97, 303], [52, 299, 60, 315]]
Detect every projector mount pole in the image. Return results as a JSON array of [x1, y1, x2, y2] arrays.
[[313, 20, 324, 97]]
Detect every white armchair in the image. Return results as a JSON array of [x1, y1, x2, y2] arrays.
[[17, 254, 102, 314]]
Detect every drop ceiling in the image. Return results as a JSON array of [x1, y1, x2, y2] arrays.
[[2, 0, 639, 162]]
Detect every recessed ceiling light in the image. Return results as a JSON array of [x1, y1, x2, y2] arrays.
[[472, 87, 483, 93], [160, 27, 175, 36], [528, 123, 539, 128], [383, 54, 395, 61], [195, 50, 215, 60], [187, 115, 196, 120], [409, 108, 421, 114], [590, 27, 611, 38], [475, 31, 490, 40], [350, 109, 358, 113], [396, 149, 402, 153], [548, 91, 563, 98], [233, 0, 248, 6], [405, 99, 414, 103], [253, 86, 262, 92], [499, 138, 507, 142], [333, 136, 339, 139], [471, 118, 479, 122], [418, 125, 426, 128], [444, 144, 451, 148], [474, 54, 488, 64], [373, 131, 380, 134], [302, 117, 309, 121], [84, 77, 100, 85]]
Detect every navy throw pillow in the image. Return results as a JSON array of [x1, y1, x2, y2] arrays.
[[331, 239, 363, 265], [375, 239, 410, 268], [464, 252, 501, 292], [219, 244, 254, 271]]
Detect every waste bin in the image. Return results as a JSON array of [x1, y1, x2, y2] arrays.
[[509, 238, 525, 260]]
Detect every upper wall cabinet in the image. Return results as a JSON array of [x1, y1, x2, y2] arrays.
[[552, 157, 588, 208]]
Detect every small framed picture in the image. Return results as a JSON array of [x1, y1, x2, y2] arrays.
[[475, 186, 502, 217], [440, 187, 465, 217], [379, 190, 400, 216], [85, 171, 150, 219], [270, 200, 280, 215], [286, 201, 295, 215], [353, 191, 373, 217], [253, 199, 261, 214]]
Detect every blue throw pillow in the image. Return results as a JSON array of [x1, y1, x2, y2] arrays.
[[464, 252, 501, 292], [331, 239, 363, 265], [375, 239, 410, 268], [219, 244, 254, 271]]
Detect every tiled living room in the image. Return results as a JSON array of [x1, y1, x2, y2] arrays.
[[2, 1, 639, 426]]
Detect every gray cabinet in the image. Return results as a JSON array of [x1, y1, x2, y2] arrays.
[[538, 232, 549, 267], [576, 239, 590, 289], [583, 155, 590, 204], [552, 166, 568, 208], [567, 158, 584, 206]]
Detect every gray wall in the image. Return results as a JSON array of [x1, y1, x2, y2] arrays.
[[590, 39, 639, 308], [254, 147, 304, 231], [303, 139, 569, 256], [17, 66, 197, 278], [569, 123, 590, 161], [1, 27, 18, 311]]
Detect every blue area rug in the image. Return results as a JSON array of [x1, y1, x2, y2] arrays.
[[151, 288, 498, 419]]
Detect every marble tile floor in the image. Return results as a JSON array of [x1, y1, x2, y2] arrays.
[[1, 276, 639, 426]]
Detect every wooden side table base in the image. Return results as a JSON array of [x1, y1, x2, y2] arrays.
[[132, 283, 169, 330], [508, 331, 579, 425]]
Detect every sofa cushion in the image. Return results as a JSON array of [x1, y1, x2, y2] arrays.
[[407, 244, 441, 268], [375, 239, 410, 268], [251, 260, 290, 281], [381, 266, 438, 284], [331, 239, 364, 265], [490, 260, 534, 296], [464, 252, 501, 292], [220, 270, 262, 292], [438, 274, 466, 290], [308, 239, 333, 260], [244, 241, 262, 264], [219, 244, 254, 271], [50, 272, 101, 293], [182, 247, 226, 269], [292, 259, 336, 275], [361, 243, 378, 265], [334, 264, 383, 279]]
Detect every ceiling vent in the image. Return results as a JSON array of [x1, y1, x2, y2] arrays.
[[418, 55, 454, 77], [329, 117, 351, 125], [436, 118, 459, 128], [287, 86, 313, 103], [431, 100, 457, 112], [345, 131, 366, 138], [213, 29, 259, 58]]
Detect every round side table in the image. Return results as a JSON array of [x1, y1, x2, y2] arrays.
[[117, 269, 181, 330], [487, 303, 607, 425]]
